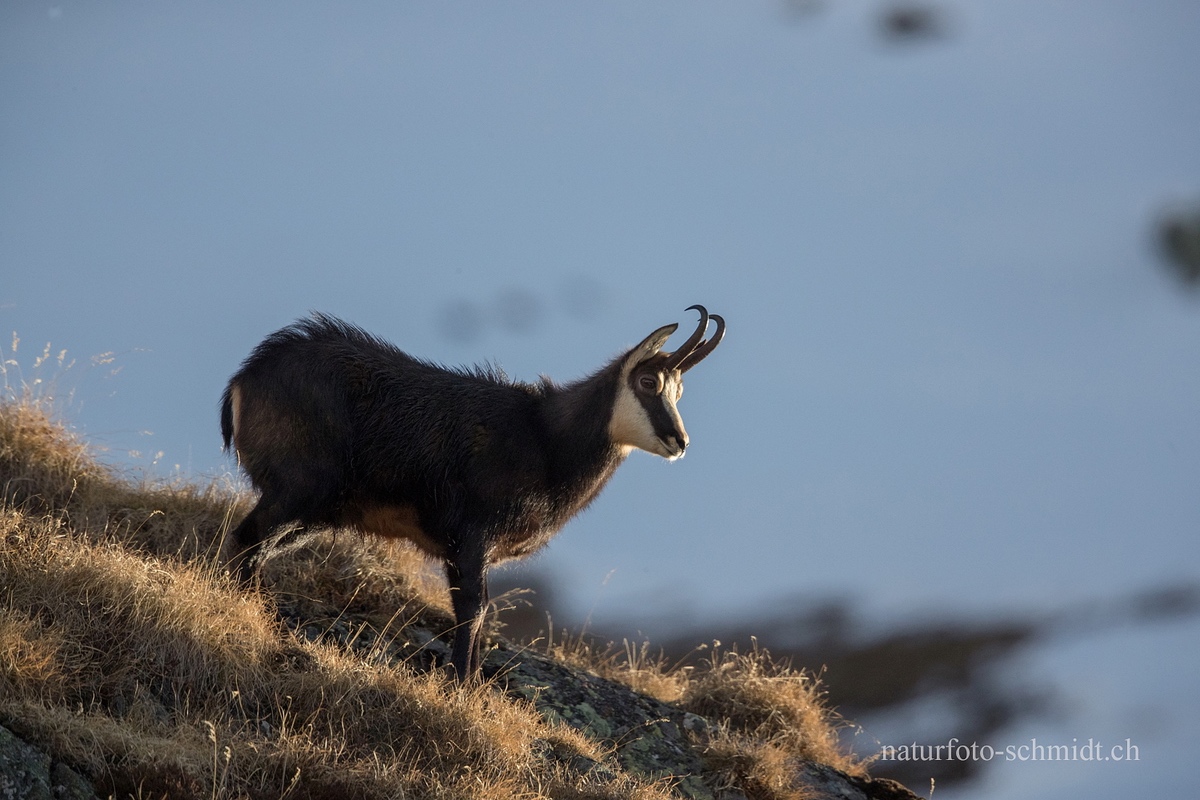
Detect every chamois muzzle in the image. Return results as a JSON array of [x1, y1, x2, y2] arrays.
[[663, 304, 726, 373]]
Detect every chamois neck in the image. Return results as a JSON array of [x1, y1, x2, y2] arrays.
[[540, 361, 625, 485]]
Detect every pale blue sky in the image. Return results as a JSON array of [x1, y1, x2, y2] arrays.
[[3, 3, 1199, 796]]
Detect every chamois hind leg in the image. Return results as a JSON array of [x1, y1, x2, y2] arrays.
[[226, 498, 295, 584], [227, 478, 342, 585], [445, 537, 490, 681], [227, 500, 266, 583]]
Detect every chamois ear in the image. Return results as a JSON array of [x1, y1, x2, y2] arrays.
[[626, 323, 678, 366]]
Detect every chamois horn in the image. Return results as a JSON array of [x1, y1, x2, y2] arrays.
[[679, 313, 725, 372], [663, 305, 724, 372]]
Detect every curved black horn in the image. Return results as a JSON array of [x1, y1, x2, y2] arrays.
[[662, 305, 710, 371], [678, 313, 724, 372]]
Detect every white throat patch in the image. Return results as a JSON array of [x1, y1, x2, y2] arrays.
[[609, 379, 656, 455]]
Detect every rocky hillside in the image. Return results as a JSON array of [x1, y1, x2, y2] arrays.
[[0, 396, 919, 800]]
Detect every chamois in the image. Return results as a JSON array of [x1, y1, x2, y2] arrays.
[[221, 306, 725, 678]]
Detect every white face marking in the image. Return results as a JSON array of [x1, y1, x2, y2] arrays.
[[609, 379, 658, 454], [608, 364, 688, 460]]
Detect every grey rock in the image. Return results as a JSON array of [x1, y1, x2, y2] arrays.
[[0, 725, 97, 800]]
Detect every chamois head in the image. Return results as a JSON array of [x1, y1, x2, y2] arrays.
[[609, 304, 725, 460]]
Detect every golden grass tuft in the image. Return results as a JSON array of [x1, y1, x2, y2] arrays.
[[539, 631, 864, 799], [540, 628, 694, 704], [0, 393, 107, 511], [678, 643, 864, 800], [0, 394, 247, 565], [681, 642, 859, 775]]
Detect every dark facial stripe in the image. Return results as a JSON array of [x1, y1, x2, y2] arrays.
[[640, 392, 683, 444]]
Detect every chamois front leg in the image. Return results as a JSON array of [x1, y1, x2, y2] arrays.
[[445, 538, 490, 681]]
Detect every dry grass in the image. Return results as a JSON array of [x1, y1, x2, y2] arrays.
[[680, 643, 864, 800], [0, 400, 664, 799], [543, 631, 863, 799], [541, 628, 695, 703], [0, 384, 867, 800]]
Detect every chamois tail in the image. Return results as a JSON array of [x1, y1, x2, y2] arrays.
[[220, 385, 236, 451]]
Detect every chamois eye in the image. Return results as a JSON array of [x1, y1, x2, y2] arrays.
[[637, 374, 659, 394]]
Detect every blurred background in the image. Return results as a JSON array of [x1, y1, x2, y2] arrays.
[[3, 2, 1198, 797]]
